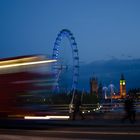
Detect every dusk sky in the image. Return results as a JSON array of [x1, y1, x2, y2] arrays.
[[1, 0, 140, 63]]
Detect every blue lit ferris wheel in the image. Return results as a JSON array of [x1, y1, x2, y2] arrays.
[[52, 29, 79, 92]]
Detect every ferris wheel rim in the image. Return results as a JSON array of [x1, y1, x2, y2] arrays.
[[52, 29, 79, 91]]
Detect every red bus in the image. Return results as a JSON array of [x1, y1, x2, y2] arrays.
[[0, 55, 56, 118]]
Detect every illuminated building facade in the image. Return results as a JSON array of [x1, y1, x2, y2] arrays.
[[90, 76, 98, 96], [120, 74, 126, 98]]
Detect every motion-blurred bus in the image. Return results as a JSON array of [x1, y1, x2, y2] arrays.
[[0, 55, 57, 118]]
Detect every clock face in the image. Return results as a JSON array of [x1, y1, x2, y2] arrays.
[[120, 80, 125, 85]]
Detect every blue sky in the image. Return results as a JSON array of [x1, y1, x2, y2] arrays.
[[1, 0, 140, 63]]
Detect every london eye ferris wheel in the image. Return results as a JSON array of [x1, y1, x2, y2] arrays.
[[52, 29, 79, 93]]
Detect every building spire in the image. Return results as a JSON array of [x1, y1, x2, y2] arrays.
[[121, 73, 125, 80]]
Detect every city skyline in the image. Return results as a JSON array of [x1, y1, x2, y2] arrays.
[[1, 0, 140, 63]]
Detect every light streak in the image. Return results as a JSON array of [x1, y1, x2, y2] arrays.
[[0, 56, 40, 65], [24, 115, 70, 120], [0, 59, 57, 69]]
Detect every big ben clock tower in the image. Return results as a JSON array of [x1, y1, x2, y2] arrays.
[[120, 74, 126, 98]]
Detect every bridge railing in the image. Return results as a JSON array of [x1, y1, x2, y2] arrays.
[[34, 102, 140, 115]]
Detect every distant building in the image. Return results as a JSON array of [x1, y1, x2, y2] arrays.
[[90, 76, 98, 96], [120, 74, 126, 98], [98, 82, 103, 102], [89, 74, 127, 100]]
